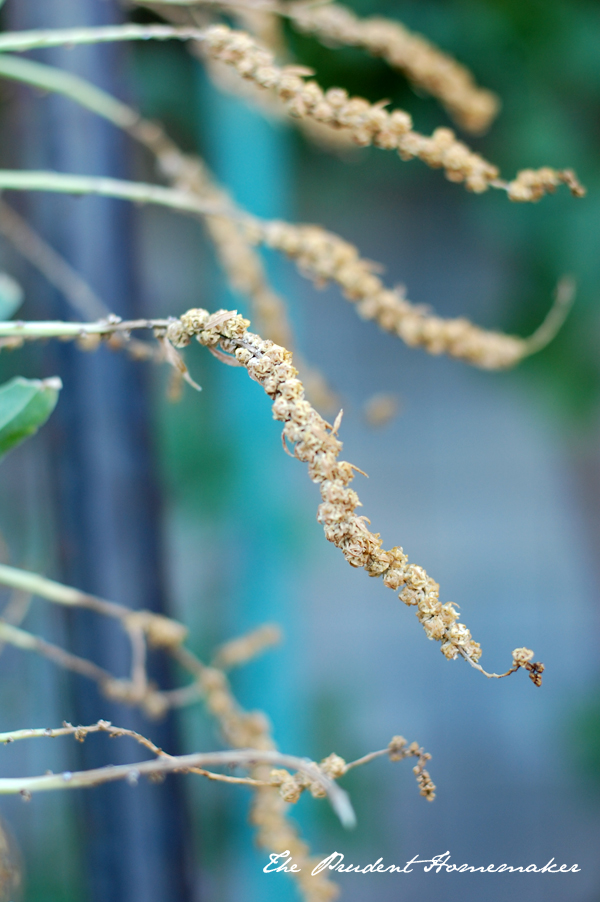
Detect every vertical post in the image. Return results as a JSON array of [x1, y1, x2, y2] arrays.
[[4, 3, 195, 900]]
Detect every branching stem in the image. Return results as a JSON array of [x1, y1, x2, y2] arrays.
[[0, 720, 355, 826]]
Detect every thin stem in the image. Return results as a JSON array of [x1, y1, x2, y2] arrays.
[[141, 0, 277, 7], [0, 588, 31, 655], [0, 319, 169, 339], [0, 722, 269, 788], [0, 24, 207, 55], [0, 170, 231, 219], [0, 722, 110, 744], [212, 623, 282, 670], [344, 747, 388, 771], [0, 55, 139, 130], [168, 644, 206, 680], [0, 563, 130, 618], [457, 647, 518, 679], [522, 275, 576, 356], [124, 623, 148, 700], [0, 621, 113, 684], [0, 729, 356, 826], [186, 769, 268, 787], [0, 199, 108, 320], [158, 682, 204, 709], [0, 721, 162, 754]]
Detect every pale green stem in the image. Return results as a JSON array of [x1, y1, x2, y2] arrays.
[[134, 0, 326, 19], [0, 170, 231, 219], [0, 55, 138, 129], [0, 563, 129, 618], [0, 318, 169, 339], [140, 0, 274, 6], [0, 24, 205, 55]]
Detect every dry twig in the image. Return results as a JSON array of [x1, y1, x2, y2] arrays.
[[0, 720, 354, 827]]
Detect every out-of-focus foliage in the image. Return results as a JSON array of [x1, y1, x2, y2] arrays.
[[571, 692, 600, 792], [0, 375, 61, 460], [0, 272, 23, 320]]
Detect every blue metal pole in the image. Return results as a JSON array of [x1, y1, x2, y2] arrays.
[[4, 2, 195, 900]]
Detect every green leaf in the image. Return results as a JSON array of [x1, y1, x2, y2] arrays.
[[0, 273, 24, 320], [0, 376, 62, 459]]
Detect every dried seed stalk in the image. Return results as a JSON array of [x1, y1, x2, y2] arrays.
[[287, 0, 500, 134], [249, 218, 528, 369], [212, 622, 282, 669], [167, 306, 543, 681], [199, 24, 584, 200], [0, 721, 353, 825], [0, 715, 434, 900], [0, 314, 546, 683], [0, 562, 346, 899]]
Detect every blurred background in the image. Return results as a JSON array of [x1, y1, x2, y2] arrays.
[[0, 0, 598, 900]]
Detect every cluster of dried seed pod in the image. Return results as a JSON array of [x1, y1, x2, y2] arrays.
[[506, 167, 586, 202], [388, 735, 436, 800], [512, 647, 545, 687], [201, 25, 496, 191], [13, 25, 576, 376], [288, 0, 500, 134], [396, 564, 482, 662], [271, 753, 348, 805], [247, 218, 528, 369], [167, 307, 496, 667], [200, 24, 585, 200], [270, 734, 436, 804]]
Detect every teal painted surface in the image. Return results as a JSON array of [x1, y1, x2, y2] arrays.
[[196, 72, 310, 902]]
